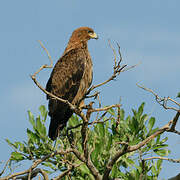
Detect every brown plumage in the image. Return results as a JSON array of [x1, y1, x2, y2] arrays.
[[46, 27, 98, 140]]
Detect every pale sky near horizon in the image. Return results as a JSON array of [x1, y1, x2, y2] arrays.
[[0, 0, 180, 178]]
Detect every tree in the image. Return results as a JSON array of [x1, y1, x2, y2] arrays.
[[0, 41, 179, 180]]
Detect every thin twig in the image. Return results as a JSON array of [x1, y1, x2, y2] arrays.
[[108, 39, 117, 69], [168, 111, 180, 132], [31, 75, 76, 111], [0, 159, 10, 177], [33, 40, 53, 77], [16, 168, 49, 180], [85, 41, 138, 97], [53, 163, 83, 180], [137, 84, 180, 111], [89, 104, 121, 113], [144, 157, 180, 163], [121, 62, 141, 72]]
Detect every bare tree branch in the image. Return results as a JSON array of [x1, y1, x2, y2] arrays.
[[167, 111, 180, 133], [143, 157, 180, 163], [85, 41, 138, 98], [33, 40, 53, 76], [53, 163, 83, 180], [137, 84, 180, 111], [0, 159, 10, 177], [31, 75, 76, 111], [89, 104, 121, 113], [16, 168, 49, 180]]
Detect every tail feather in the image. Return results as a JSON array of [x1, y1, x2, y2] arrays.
[[48, 108, 73, 140]]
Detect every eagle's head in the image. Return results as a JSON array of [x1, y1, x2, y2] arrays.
[[71, 27, 98, 42], [65, 27, 98, 53]]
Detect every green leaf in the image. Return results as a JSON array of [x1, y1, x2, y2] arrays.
[[141, 114, 149, 123], [120, 109, 125, 120], [148, 117, 155, 131], [111, 163, 118, 178], [177, 92, 180, 98], [42, 162, 57, 170], [132, 117, 139, 133], [11, 152, 24, 161], [132, 109, 137, 117], [6, 139, 18, 149], [27, 128, 40, 144], [98, 123, 105, 137], [156, 134, 161, 144], [154, 149, 169, 156], [157, 159, 162, 171], [28, 110, 35, 129], [39, 105, 46, 117], [94, 142, 101, 156], [36, 116, 46, 137], [69, 115, 80, 127], [106, 134, 112, 151], [126, 158, 135, 165], [152, 144, 168, 150], [78, 164, 91, 176], [148, 127, 159, 136], [138, 102, 145, 116], [160, 137, 168, 144], [107, 107, 115, 116], [129, 138, 140, 146]]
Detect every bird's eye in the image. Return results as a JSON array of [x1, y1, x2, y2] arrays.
[[88, 30, 93, 34]]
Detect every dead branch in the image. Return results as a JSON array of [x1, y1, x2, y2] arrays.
[[65, 127, 102, 180], [70, 147, 102, 180], [143, 157, 180, 163], [31, 75, 76, 111], [89, 104, 121, 113], [102, 144, 128, 180], [33, 40, 53, 76], [0, 159, 10, 177], [167, 111, 180, 134], [16, 168, 48, 180], [137, 84, 180, 112], [85, 41, 138, 98], [137, 83, 180, 134]]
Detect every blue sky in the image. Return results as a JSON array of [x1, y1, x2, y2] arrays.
[[0, 0, 180, 178]]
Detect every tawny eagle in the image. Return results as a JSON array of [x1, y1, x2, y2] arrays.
[[46, 27, 98, 140]]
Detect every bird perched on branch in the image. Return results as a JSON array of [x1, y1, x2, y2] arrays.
[[46, 27, 98, 140]]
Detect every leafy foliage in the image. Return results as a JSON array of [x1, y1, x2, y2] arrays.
[[177, 92, 180, 98], [5, 103, 170, 179]]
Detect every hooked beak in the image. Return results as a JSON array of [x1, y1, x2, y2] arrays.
[[89, 32, 98, 39]]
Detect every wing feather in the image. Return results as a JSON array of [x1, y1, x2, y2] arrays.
[[46, 48, 85, 102]]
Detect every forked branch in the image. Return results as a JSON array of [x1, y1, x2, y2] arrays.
[[85, 40, 139, 96], [137, 84, 180, 112]]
